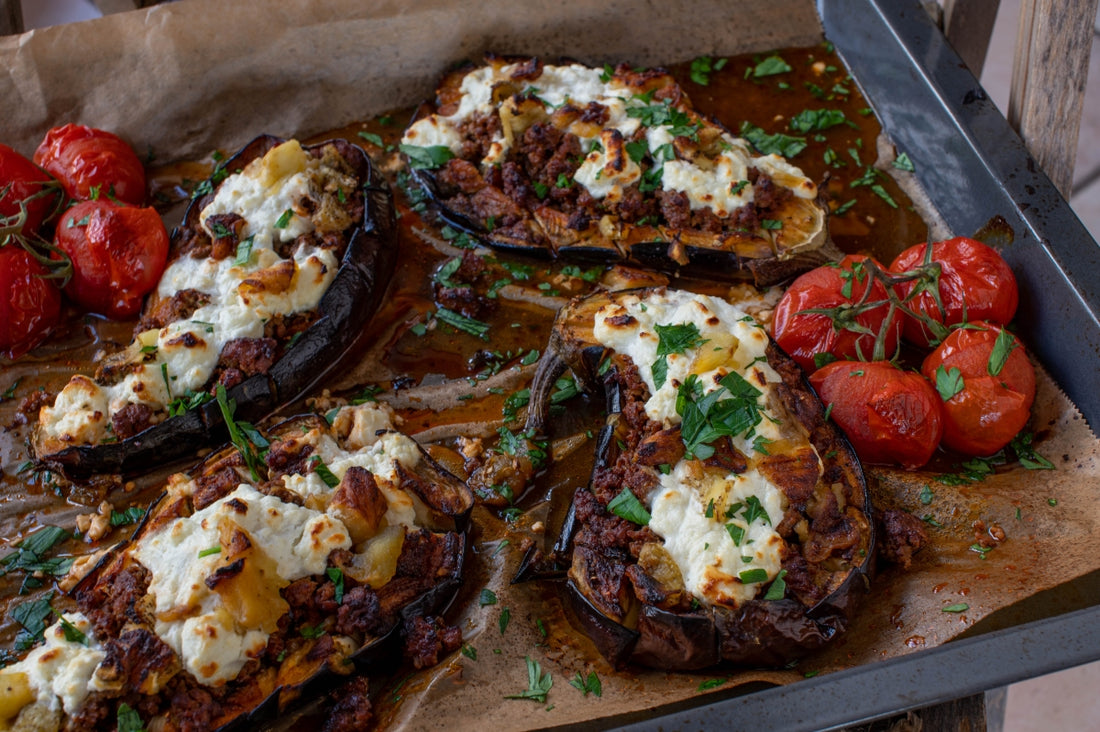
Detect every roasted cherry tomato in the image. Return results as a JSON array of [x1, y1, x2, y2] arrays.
[[0, 246, 62, 358], [772, 254, 901, 374], [921, 322, 1035, 456], [810, 360, 944, 470], [0, 143, 61, 235], [54, 200, 169, 319], [889, 237, 1018, 347], [34, 124, 146, 205]]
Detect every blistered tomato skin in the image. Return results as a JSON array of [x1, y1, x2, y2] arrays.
[[810, 360, 944, 470], [772, 254, 901, 374], [921, 322, 1035, 457], [33, 124, 146, 206], [54, 200, 169, 320], [0, 144, 61, 235], [890, 237, 1018, 347], [0, 246, 62, 358]]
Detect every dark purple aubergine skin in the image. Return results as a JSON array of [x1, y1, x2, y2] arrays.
[[71, 410, 472, 732], [518, 287, 875, 671], [39, 135, 398, 480]]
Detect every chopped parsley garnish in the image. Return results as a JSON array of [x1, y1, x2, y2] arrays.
[[400, 144, 455, 170], [919, 486, 935, 505], [789, 108, 848, 133], [942, 603, 969, 613], [607, 488, 651, 526], [274, 209, 294, 229], [198, 545, 222, 558], [676, 372, 763, 460], [934, 365, 965, 401], [110, 506, 146, 527], [689, 55, 728, 85], [117, 703, 146, 732], [739, 568, 769, 584], [311, 456, 340, 488], [56, 612, 88, 645], [506, 656, 553, 703], [166, 389, 214, 418], [357, 131, 385, 147], [987, 329, 1017, 376], [479, 588, 498, 607], [739, 121, 806, 158], [214, 384, 270, 481], [233, 235, 255, 266], [1, 378, 20, 400], [761, 219, 782, 230], [300, 624, 325, 639], [502, 388, 531, 423], [763, 569, 788, 600], [892, 152, 915, 171], [1, 526, 73, 591], [433, 257, 464, 288], [652, 322, 708, 389], [12, 593, 55, 650], [326, 567, 345, 604], [626, 99, 699, 138], [462, 644, 478, 660], [725, 523, 745, 545], [870, 184, 898, 208], [435, 308, 491, 340], [499, 607, 511, 635], [570, 671, 602, 697], [697, 678, 728, 691], [752, 55, 792, 77], [742, 495, 770, 526], [833, 199, 857, 215]]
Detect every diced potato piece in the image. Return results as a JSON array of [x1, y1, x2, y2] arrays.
[[345, 526, 405, 588], [258, 140, 308, 189], [0, 671, 34, 722]]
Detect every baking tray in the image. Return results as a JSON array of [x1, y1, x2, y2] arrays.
[[617, 0, 1100, 728]]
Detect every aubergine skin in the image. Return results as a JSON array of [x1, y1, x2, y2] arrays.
[[69, 409, 472, 732], [524, 288, 875, 671], [38, 135, 398, 480], [404, 57, 836, 287]]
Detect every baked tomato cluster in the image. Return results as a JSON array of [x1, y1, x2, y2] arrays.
[[773, 237, 1035, 468], [0, 125, 168, 357]]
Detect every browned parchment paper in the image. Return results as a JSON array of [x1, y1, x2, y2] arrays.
[[1, 1, 1099, 729]]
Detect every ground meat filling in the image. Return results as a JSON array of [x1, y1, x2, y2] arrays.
[[427, 97, 793, 250], [575, 353, 869, 615]]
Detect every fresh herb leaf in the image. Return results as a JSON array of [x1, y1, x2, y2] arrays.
[[462, 644, 478, 660], [499, 607, 511, 635], [506, 656, 553, 703], [892, 152, 915, 171], [761, 218, 782, 230], [935, 365, 965, 401], [12, 593, 54, 650], [326, 567, 345, 604], [919, 486, 935, 505], [987, 329, 1017, 376], [942, 603, 969, 613], [789, 108, 847, 133], [725, 523, 745, 546], [479, 588, 498, 607], [300, 624, 325, 639], [676, 372, 763, 460], [753, 55, 792, 77], [311, 457, 340, 488], [435, 308, 491, 340], [763, 569, 788, 600], [357, 131, 385, 147], [739, 568, 769, 584], [198, 545, 221, 558], [651, 322, 707, 390], [433, 257, 464, 288], [214, 384, 269, 481], [697, 678, 728, 691], [690, 55, 727, 86], [56, 612, 88, 645], [607, 488, 651, 526], [110, 506, 146, 527], [570, 671, 602, 697], [400, 144, 455, 170], [1, 379, 19, 400], [117, 703, 145, 732], [274, 209, 294, 229], [739, 121, 806, 158]]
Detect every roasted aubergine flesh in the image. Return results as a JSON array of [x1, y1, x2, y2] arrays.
[[402, 55, 833, 285], [34, 135, 398, 479], [524, 287, 873, 669], [2, 402, 472, 732]]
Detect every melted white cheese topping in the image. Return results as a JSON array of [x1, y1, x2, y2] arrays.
[[39, 140, 340, 446], [593, 289, 790, 607], [94, 402, 417, 689], [6, 613, 107, 715], [402, 61, 815, 212]]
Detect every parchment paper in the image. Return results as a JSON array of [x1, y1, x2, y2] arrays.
[[1, 1, 1099, 729]]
